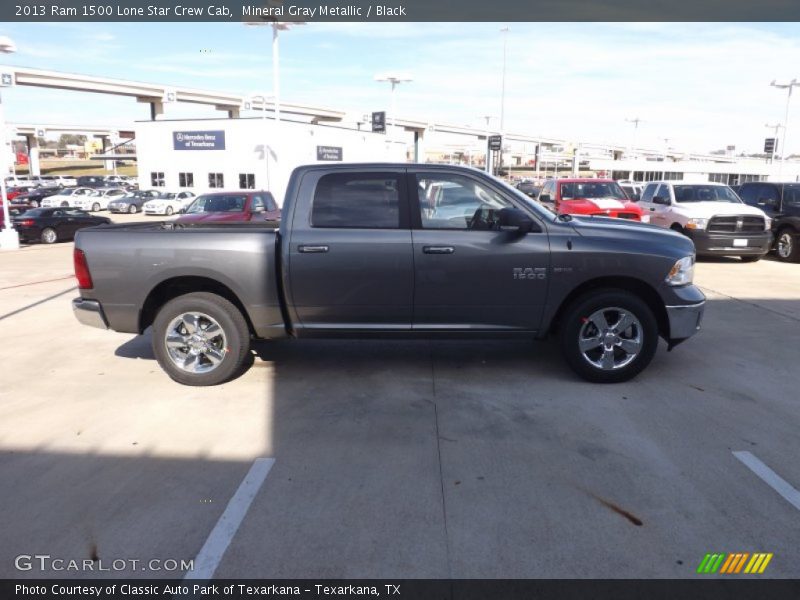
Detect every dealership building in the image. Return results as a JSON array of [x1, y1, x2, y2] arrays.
[[134, 116, 406, 203]]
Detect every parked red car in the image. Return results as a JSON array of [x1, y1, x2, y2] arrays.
[[538, 178, 647, 222], [5, 185, 37, 201], [177, 191, 280, 224]]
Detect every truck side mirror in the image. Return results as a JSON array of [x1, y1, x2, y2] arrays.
[[652, 196, 669, 205], [497, 207, 538, 233]]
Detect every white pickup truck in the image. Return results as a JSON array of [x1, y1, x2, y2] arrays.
[[638, 181, 772, 261]]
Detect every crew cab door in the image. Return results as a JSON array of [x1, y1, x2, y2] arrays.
[[286, 168, 414, 330], [409, 169, 550, 331], [638, 183, 670, 227]]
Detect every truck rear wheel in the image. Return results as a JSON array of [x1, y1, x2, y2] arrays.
[[559, 289, 658, 383], [152, 292, 250, 386]]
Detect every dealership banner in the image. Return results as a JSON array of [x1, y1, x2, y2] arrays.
[[4, 0, 799, 21], [173, 131, 226, 151], [3, 579, 800, 599]]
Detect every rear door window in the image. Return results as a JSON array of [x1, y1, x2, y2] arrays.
[[311, 173, 401, 229]]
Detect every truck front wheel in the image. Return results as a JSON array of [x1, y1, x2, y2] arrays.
[[559, 289, 658, 383], [152, 292, 250, 386]]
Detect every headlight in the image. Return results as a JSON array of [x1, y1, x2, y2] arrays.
[[764, 216, 772, 231], [685, 218, 708, 230], [665, 256, 695, 286], [640, 214, 650, 224]]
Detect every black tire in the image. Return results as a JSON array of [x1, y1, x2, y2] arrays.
[[40, 227, 57, 244], [559, 289, 659, 383], [740, 255, 762, 263], [92, 202, 101, 212], [60, 201, 69, 207], [775, 228, 800, 262], [165, 206, 174, 216], [670, 223, 684, 234], [128, 204, 138, 214], [152, 292, 250, 386]]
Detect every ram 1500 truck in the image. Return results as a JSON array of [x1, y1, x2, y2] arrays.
[[72, 164, 705, 386]]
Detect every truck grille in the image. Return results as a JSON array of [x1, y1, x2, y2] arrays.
[[707, 215, 764, 233]]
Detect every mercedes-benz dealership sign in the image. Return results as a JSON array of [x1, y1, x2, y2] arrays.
[[172, 130, 226, 150]]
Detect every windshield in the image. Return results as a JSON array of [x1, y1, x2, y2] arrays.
[[186, 194, 248, 214], [673, 185, 741, 203], [780, 185, 800, 206], [560, 181, 627, 200]]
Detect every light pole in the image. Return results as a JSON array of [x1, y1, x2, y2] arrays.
[[249, 92, 276, 189], [245, 19, 304, 125], [770, 79, 799, 178], [244, 15, 303, 197], [374, 73, 412, 143], [0, 35, 18, 251], [625, 117, 643, 180], [499, 27, 509, 132], [625, 117, 642, 158], [481, 115, 496, 174], [765, 122, 783, 165]]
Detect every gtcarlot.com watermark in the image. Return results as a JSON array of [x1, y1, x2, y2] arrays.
[[15, 554, 194, 573]]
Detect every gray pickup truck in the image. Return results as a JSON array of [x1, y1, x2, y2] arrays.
[[72, 164, 705, 386]]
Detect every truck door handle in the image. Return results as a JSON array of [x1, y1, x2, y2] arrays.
[[423, 246, 455, 254], [298, 245, 329, 253], [650, 208, 655, 211]]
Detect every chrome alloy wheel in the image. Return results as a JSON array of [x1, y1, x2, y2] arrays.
[[164, 312, 227, 373], [41, 228, 57, 244], [777, 232, 794, 259], [578, 307, 643, 371]]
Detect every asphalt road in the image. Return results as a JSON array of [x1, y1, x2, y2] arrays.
[[1, 220, 798, 579]]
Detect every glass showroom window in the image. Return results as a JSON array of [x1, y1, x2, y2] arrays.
[[209, 173, 224, 188], [239, 173, 255, 189], [151, 171, 165, 187], [179, 172, 194, 187]]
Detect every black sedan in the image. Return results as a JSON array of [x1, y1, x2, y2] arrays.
[[516, 181, 542, 198], [12, 186, 63, 208], [12, 208, 111, 244]]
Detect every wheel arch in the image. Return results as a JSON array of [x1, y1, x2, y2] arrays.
[[139, 276, 255, 336], [548, 276, 669, 340]]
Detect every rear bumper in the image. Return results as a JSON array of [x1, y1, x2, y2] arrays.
[[685, 229, 772, 256], [666, 300, 705, 347], [72, 297, 108, 330]]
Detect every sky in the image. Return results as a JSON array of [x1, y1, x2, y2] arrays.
[[1, 22, 800, 155]]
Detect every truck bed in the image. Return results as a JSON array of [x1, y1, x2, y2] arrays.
[[75, 221, 285, 339]]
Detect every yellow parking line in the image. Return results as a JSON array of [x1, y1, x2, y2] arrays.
[[758, 553, 773, 574]]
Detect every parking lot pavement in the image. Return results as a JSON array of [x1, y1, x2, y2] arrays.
[[0, 239, 799, 578]]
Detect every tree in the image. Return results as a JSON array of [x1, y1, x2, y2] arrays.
[[57, 134, 88, 148]]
